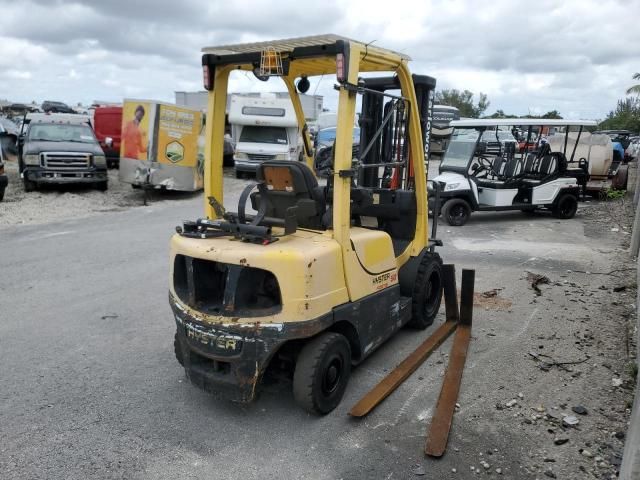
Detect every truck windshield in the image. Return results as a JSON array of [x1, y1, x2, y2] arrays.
[[28, 124, 96, 143], [239, 126, 288, 145], [441, 129, 480, 168]]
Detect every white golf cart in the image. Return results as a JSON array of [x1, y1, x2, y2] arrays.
[[430, 119, 596, 226]]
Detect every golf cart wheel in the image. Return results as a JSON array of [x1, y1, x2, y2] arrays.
[[293, 332, 351, 415], [442, 198, 471, 226], [408, 252, 443, 329], [552, 193, 578, 219], [174, 331, 184, 367], [23, 177, 36, 192]]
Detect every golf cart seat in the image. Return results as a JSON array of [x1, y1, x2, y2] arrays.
[[251, 161, 326, 230], [521, 155, 559, 185]]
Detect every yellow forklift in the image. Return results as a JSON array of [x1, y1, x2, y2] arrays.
[[170, 35, 444, 414]]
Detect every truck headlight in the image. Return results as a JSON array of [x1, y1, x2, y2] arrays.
[[24, 154, 40, 166], [275, 153, 289, 161], [445, 182, 460, 191], [234, 152, 248, 160], [93, 155, 106, 167]]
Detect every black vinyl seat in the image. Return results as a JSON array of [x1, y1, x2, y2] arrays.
[[251, 161, 326, 230]]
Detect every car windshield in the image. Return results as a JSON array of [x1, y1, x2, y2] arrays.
[[28, 123, 96, 143], [316, 127, 360, 144], [239, 126, 288, 145], [441, 128, 480, 168]]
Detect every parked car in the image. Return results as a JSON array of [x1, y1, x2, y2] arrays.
[[0, 117, 18, 155], [92, 106, 122, 168], [313, 126, 360, 175], [18, 113, 108, 191], [0, 140, 7, 201], [41, 101, 76, 114]]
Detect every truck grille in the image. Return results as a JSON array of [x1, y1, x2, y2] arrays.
[[247, 153, 276, 162], [43, 152, 91, 169]]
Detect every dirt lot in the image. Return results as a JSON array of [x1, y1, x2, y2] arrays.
[[0, 159, 637, 479], [0, 156, 203, 226]]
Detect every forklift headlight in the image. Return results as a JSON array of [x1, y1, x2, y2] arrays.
[[24, 154, 40, 165], [94, 155, 106, 167], [445, 183, 460, 191]]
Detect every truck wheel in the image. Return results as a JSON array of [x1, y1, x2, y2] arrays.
[[442, 198, 471, 226], [174, 331, 185, 367], [23, 177, 36, 192], [552, 193, 578, 219], [408, 252, 443, 329], [293, 332, 351, 415], [0, 187, 5, 201], [96, 180, 108, 191]]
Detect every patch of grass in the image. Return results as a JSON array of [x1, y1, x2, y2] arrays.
[[605, 188, 627, 200]]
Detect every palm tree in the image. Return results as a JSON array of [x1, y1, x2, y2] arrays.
[[627, 73, 640, 95]]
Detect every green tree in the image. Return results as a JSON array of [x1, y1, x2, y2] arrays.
[[626, 72, 640, 95], [598, 97, 640, 132], [435, 89, 490, 118], [541, 110, 563, 119]]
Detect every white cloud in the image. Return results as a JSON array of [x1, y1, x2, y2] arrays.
[[0, 0, 638, 119]]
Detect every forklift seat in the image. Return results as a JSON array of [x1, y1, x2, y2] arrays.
[[252, 161, 326, 230]]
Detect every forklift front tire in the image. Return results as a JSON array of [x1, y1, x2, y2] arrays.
[[552, 193, 578, 219], [442, 198, 471, 226], [408, 253, 443, 329], [293, 332, 351, 415]]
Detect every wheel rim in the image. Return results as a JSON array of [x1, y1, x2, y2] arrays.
[[560, 198, 576, 217], [424, 271, 442, 317], [450, 205, 467, 221], [322, 356, 343, 396]]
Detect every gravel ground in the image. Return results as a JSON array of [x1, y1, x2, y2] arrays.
[[0, 156, 206, 226]]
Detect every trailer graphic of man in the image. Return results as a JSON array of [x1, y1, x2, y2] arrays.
[[122, 105, 148, 160]]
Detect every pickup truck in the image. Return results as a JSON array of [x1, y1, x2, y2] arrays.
[[18, 113, 108, 191]]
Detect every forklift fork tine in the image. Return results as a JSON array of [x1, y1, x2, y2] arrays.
[[425, 269, 475, 457], [349, 266, 459, 418]]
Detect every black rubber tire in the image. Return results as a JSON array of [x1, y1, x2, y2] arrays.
[[552, 193, 578, 219], [235, 170, 244, 179], [23, 177, 36, 192], [293, 332, 351, 415], [0, 187, 4, 202], [174, 331, 185, 366], [408, 252, 444, 329], [223, 154, 234, 167], [442, 198, 471, 226], [96, 180, 108, 191]]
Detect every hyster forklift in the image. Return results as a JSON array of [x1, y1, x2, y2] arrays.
[[170, 35, 444, 414]]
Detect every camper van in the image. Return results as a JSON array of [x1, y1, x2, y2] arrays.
[[228, 94, 300, 178]]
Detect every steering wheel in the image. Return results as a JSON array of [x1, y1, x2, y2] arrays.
[[473, 156, 493, 177]]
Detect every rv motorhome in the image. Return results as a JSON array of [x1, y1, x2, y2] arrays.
[[229, 94, 300, 178]]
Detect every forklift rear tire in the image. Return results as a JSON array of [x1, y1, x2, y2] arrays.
[[293, 332, 351, 415], [174, 331, 184, 367], [552, 193, 578, 219], [442, 198, 471, 226], [408, 252, 443, 329]]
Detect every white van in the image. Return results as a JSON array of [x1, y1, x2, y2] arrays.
[[229, 94, 300, 177]]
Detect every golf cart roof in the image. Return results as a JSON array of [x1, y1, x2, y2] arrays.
[[202, 34, 412, 77], [451, 119, 597, 127]]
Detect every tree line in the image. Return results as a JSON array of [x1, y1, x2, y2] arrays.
[[437, 73, 640, 132]]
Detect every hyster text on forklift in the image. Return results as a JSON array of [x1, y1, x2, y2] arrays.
[[170, 35, 445, 414]]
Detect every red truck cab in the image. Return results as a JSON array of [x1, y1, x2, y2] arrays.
[[93, 106, 122, 168]]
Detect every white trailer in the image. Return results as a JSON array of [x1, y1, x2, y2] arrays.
[[228, 94, 300, 178]]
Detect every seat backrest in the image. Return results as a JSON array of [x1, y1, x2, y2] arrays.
[[491, 156, 505, 177], [538, 155, 557, 175], [523, 153, 538, 174], [255, 161, 326, 229], [502, 157, 520, 178]]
